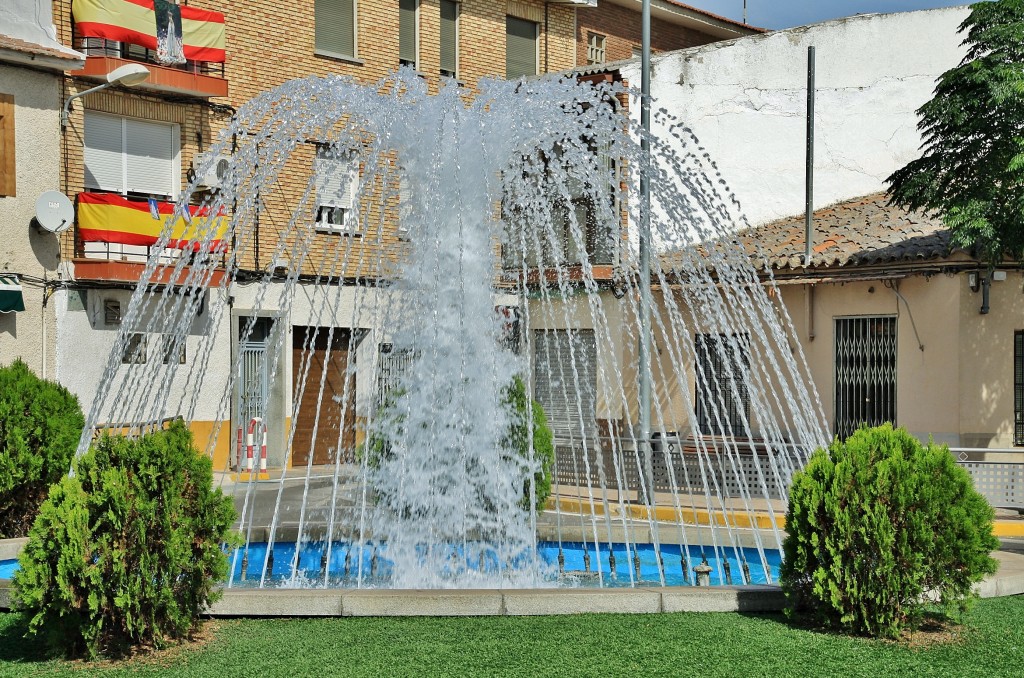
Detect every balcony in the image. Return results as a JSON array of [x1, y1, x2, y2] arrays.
[[74, 192, 229, 286], [71, 39, 227, 99], [68, 0, 227, 98]]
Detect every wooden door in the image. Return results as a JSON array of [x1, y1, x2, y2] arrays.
[[291, 326, 356, 467]]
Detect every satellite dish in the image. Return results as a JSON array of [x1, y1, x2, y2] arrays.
[[35, 191, 74, 234]]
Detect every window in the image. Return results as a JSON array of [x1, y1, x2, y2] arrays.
[[834, 316, 897, 440], [84, 112, 179, 199], [1015, 331, 1024, 445], [162, 335, 186, 364], [587, 32, 606, 65], [377, 343, 416, 408], [122, 333, 147, 364], [695, 333, 751, 436], [533, 329, 597, 438], [314, 146, 360, 235], [315, 0, 356, 59], [440, 0, 459, 78], [506, 16, 537, 79], [104, 299, 121, 325], [399, 0, 418, 68], [0, 93, 14, 197]]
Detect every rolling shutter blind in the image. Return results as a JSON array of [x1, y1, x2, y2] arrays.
[[506, 16, 537, 79], [399, 0, 417, 65], [125, 118, 176, 197], [440, 0, 458, 76], [315, 0, 355, 57], [533, 330, 597, 438], [84, 112, 125, 193], [315, 150, 356, 208]]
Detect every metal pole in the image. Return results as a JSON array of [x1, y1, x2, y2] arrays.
[[804, 46, 815, 267], [639, 0, 653, 503]]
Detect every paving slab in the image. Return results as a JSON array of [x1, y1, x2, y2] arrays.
[[661, 585, 785, 613], [209, 588, 343, 616]]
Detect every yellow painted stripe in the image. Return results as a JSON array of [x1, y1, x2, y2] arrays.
[[548, 497, 1024, 537]]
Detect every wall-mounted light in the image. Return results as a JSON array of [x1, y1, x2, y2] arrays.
[[61, 64, 151, 129]]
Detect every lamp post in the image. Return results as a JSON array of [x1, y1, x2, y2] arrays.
[[639, 0, 654, 504], [61, 63, 151, 129]]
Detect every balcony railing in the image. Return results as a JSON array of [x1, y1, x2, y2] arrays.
[[76, 37, 224, 77]]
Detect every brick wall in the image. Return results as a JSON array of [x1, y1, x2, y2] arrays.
[[53, 0, 578, 275], [576, 4, 724, 65]]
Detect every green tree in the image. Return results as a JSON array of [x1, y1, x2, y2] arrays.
[[887, 0, 1024, 267]]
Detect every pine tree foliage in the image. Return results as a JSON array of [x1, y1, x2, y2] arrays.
[[13, 421, 237, 658], [0, 359, 84, 538], [887, 0, 1024, 266], [781, 425, 999, 639]]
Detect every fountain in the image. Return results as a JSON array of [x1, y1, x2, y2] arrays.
[[74, 71, 829, 590]]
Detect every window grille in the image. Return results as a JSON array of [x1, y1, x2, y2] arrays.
[[834, 316, 897, 440], [587, 33, 606, 65], [533, 329, 597, 439], [695, 333, 751, 436], [377, 344, 416, 408], [104, 299, 122, 325], [162, 335, 186, 364], [122, 333, 147, 364]]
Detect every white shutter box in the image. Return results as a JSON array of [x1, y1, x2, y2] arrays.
[[125, 118, 177, 198], [84, 113, 125, 193]]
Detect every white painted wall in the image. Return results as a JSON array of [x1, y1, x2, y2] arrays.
[[0, 64, 62, 378], [621, 7, 970, 231]]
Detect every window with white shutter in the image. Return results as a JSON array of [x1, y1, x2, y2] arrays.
[[84, 112, 179, 199], [314, 146, 360, 235]]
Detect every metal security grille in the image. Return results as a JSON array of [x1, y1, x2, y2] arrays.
[[695, 334, 750, 436], [238, 317, 272, 425], [834, 316, 897, 440], [377, 345, 416, 408], [1015, 331, 1024, 445], [533, 329, 597, 439]]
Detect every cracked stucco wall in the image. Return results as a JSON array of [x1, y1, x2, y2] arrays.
[[621, 6, 971, 230]]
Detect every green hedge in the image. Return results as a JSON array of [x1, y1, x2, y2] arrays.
[[0, 359, 84, 538], [13, 420, 237, 658], [502, 375, 555, 512], [781, 424, 999, 638]]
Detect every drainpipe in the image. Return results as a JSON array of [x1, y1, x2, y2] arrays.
[[804, 46, 815, 267], [981, 272, 991, 315]]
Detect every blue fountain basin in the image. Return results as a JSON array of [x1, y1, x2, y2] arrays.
[[1, 543, 782, 587]]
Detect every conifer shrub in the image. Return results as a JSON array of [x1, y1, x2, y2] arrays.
[[0, 359, 85, 538], [13, 420, 237, 658], [781, 424, 999, 638], [502, 375, 555, 512]]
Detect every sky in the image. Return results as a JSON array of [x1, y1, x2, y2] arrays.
[[686, 1, 974, 30]]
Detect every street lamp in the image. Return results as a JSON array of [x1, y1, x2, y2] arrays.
[[61, 63, 151, 128]]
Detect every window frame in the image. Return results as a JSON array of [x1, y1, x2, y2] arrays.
[[440, 0, 459, 79], [122, 333, 148, 365], [399, 0, 419, 69], [314, 0, 359, 61], [587, 32, 606, 65], [694, 333, 752, 437], [83, 111, 181, 200], [313, 146, 361, 236], [505, 15, 539, 80]]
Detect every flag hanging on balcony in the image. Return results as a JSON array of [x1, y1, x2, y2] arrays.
[[77, 193, 229, 250], [73, 0, 226, 63]]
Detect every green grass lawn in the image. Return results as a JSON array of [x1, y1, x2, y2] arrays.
[[0, 596, 1022, 677]]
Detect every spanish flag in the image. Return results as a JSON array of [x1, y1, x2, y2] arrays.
[[78, 192, 229, 250], [72, 0, 226, 63]]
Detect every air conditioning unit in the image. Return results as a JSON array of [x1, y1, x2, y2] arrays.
[[195, 154, 230, 190]]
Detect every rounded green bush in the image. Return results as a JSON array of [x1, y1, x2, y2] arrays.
[[13, 420, 237, 658], [781, 424, 999, 638], [0, 359, 85, 538], [502, 375, 555, 512]]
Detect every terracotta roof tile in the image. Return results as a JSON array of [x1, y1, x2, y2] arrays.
[[731, 193, 954, 271], [0, 34, 83, 63]]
